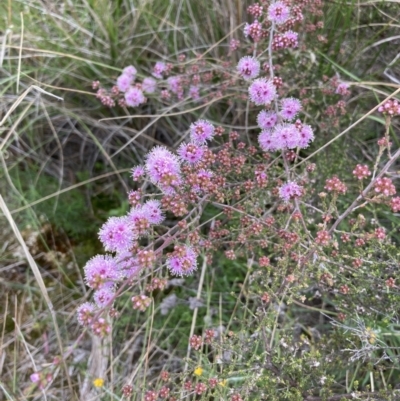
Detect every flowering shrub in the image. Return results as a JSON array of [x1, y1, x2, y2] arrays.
[[70, 0, 400, 399]]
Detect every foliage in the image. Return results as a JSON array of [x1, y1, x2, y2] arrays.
[[1, 0, 400, 401]]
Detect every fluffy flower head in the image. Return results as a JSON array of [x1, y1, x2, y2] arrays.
[[177, 143, 205, 164], [152, 61, 166, 79], [280, 97, 302, 121], [94, 287, 115, 307], [268, 1, 290, 25], [297, 123, 314, 148], [123, 65, 137, 78], [84, 254, 119, 289], [248, 78, 276, 105], [167, 76, 182, 95], [259, 129, 279, 152], [273, 123, 300, 149], [125, 87, 146, 107], [190, 120, 215, 144], [77, 302, 96, 326], [142, 199, 165, 225], [116, 74, 133, 92], [167, 245, 198, 276], [145, 146, 182, 193], [279, 181, 303, 202], [98, 216, 135, 252], [257, 110, 277, 129], [237, 56, 260, 80], [142, 77, 157, 93], [131, 165, 145, 181]]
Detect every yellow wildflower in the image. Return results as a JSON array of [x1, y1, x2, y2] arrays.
[[194, 366, 203, 376], [365, 327, 377, 344], [218, 379, 227, 387], [93, 378, 104, 388]]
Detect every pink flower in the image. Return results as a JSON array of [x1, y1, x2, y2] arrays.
[[177, 142, 205, 164], [145, 146, 182, 193], [280, 97, 302, 121], [194, 169, 213, 192], [116, 73, 133, 92], [353, 164, 371, 180], [282, 30, 298, 48], [115, 251, 140, 278], [273, 123, 300, 149], [229, 38, 240, 51], [30, 373, 40, 383], [128, 206, 150, 235], [94, 287, 115, 307], [77, 302, 96, 326], [131, 165, 145, 181], [167, 245, 198, 276], [98, 217, 135, 252], [142, 199, 165, 225], [125, 87, 146, 107], [190, 120, 215, 144], [244, 20, 263, 42], [84, 255, 119, 289], [248, 78, 276, 105], [390, 197, 400, 212], [237, 56, 260, 80], [279, 181, 303, 202], [296, 123, 314, 148], [374, 177, 396, 196], [257, 110, 277, 129], [142, 77, 157, 93], [152, 61, 166, 79], [189, 85, 200, 100], [267, 1, 290, 25], [336, 82, 350, 96], [123, 65, 137, 78], [259, 129, 279, 152], [167, 76, 182, 95]]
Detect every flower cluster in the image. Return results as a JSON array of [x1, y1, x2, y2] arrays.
[[374, 177, 396, 196], [352, 164, 371, 180], [279, 181, 303, 202], [378, 99, 400, 116], [258, 121, 314, 151], [167, 245, 198, 276], [324, 176, 347, 194]]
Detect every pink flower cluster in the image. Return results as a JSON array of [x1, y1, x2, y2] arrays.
[[390, 197, 400, 212], [374, 177, 396, 196], [248, 78, 277, 105], [280, 97, 302, 120], [352, 164, 371, 180], [324, 176, 347, 194], [152, 61, 167, 79], [190, 120, 215, 144], [378, 99, 400, 116], [315, 230, 330, 246], [258, 121, 314, 151], [279, 181, 303, 202], [272, 31, 298, 50], [257, 110, 277, 129], [267, 1, 290, 25], [77, 117, 219, 332], [247, 3, 263, 18], [145, 146, 182, 193], [167, 245, 198, 276], [244, 20, 263, 42], [335, 82, 350, 96], [237, 56, 260, 80]]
